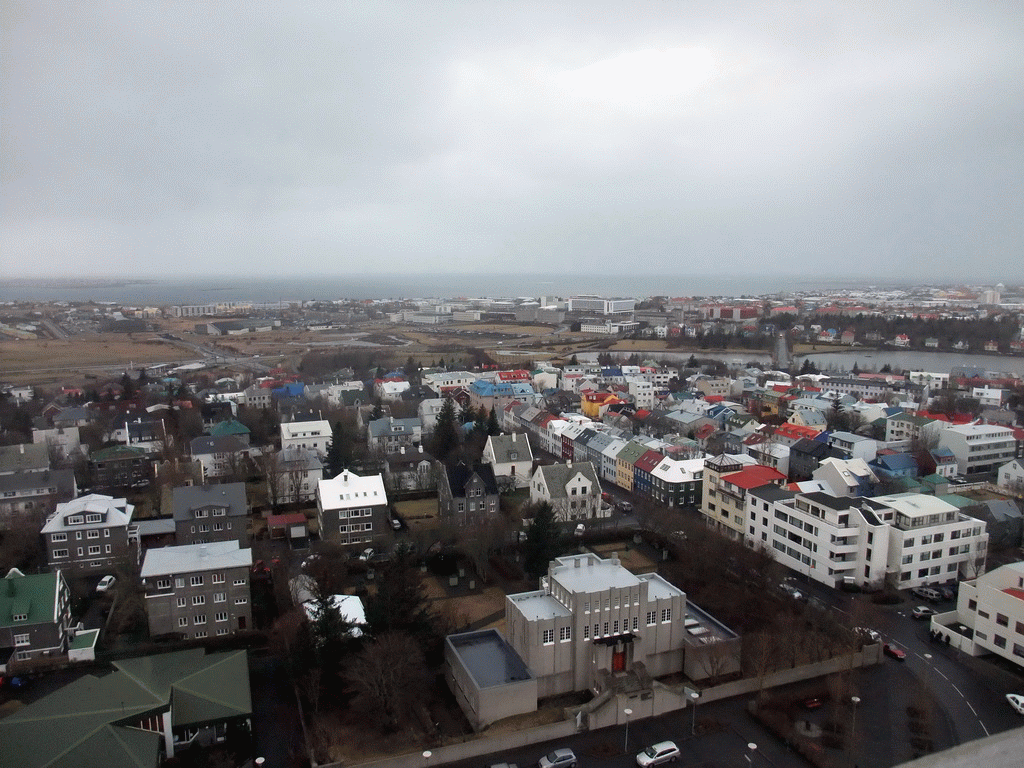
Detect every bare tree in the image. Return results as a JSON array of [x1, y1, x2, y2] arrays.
[[346, 632, 432, 732], [257, 450, 283, 509]]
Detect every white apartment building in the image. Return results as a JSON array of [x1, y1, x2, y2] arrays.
[[280, 420, 332, 456], [938, 424, 1017, 476], [316, 470, 390, 549], [504, 553, 738, 699], [745, 489, 988, 590], [568, 296, 636, 315], [626, 379, 655, 409], [529, 462, 604, 523], [934, 562, 1024, 665]]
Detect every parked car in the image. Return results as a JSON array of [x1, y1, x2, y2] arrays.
[[358, 548, 375, 561], [802, 697, 825, 710], [883, 644, 907, 660], [96, 575, 116, 593], [636, 740, 680, 766], [601, 492, 613, 503], [939, 585, 956, 601], [616, 500, 633, 513], [911, 587, 942, 603], [390, 518, 402, 530], [912, 606, 937, 620], [1007, 694, 1024, 715], [538, 749, 577, 768], [853, 626, 881, 644], [490, 763, 518, 768]]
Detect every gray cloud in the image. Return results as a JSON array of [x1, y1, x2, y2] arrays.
[[3, 1, 1023, 281]]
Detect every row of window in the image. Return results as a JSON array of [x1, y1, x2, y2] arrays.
[[338, 523, 373, 533], [175, 593, 236, 607], [177, 611, 233, 627], [192, 508, 228, 518], [52, 544, 112, 558], [542, 610, 673, 645], [189, 522, 232, 533], [64, 513, 104, 525], [51, 529, 111, 543]]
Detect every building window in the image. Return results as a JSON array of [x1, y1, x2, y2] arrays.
[[194, 614, 207, 625], [212, 573, 225, 584], [559, 626, 571, 642], [646, 611, 656, 626], [191, 576, 204, 587], [583, 625, 590, 639], [603, 622, 610, 636], [192, 595, 205, 606], [216, 612, 228, 622], [997, 614, 1009, 627], [156, 578, 171, 589], [178, 617, 189, 627], [194, 631, 208, 639], [87, 530, 99, 539], [52, 548, 68, 559], [234, 597, 247, 605], [233, 578, 246, 586], [177, 597, 186, 608], [661, 608, 672, 623], [217, 628, 229, 636], [613, 620, 619, 634], [87, 545, 101, 555], [51, 533, 67, 543], [13, 634, 30, 646], [633, 616, 639, 631], [214, 592, 226, 603], [176, 578, 185, 588], [542, 629, 554, 645]]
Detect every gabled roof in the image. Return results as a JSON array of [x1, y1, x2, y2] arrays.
[[485, 433, 534, 464], [533, 462, 600, 498], [209, 418, 250, 437], [444, 462, 499, 497], [0, 649, 250, 768], [1, 568, 62, 629], [42, 494, 134, 534], [171, 482, 247, 521], [722, 464, 786, 490], [0, 443, 49, 473], [189, 434, 248, 456], [89, 444, 148, 462]]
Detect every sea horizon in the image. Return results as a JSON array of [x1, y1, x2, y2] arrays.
[[1, 272, 940, 305]]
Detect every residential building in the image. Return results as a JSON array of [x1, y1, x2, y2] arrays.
[[0, 568, 72, 670], [938, 424, 1017, 476], [43, 494, 137, 573], [280, 419, 332, 455], [418, 398, 447, 432], [936, 562, 1024, 665], [747, 489, 988, 590], [997, 459, 1024, 494], [788, 437, 831, 481], [0, 442, 50, 475], [503, 553, 739, 700], [0, 648, 252, 766], [700, 454, 784, 540], [316, 469, 389, 548], [567, 295, 636, 314], [530, 462, 604, 522], [383, 446, 434, 491], [367, 416, 423, 453], [481, 432, 534, 488], [189, 435, 251, 482], [88, 444, 151, 492], [31, 425, 82, 461], [141, 541, 252, 638], [827, 431, 878, 462], [0, 468, 77, 529], [267, 446, 323, 506], [813, 457, 878, 497], [438, 461, 500, 523], [649, 456, 705, 508], [171, 483, 248, 547]]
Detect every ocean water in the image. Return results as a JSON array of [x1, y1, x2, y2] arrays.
[[1, 273, 903, 304]]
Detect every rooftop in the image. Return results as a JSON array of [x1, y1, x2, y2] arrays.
[[141, 540, 252, 577], [448, 629, 534, 689]]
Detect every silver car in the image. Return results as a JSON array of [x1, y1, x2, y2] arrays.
[[538, 749, 577, 768]]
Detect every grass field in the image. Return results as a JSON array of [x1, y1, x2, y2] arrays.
[[0, 336, 194, 383]]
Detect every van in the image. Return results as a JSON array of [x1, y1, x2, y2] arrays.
[[911, 587, 942, 603]]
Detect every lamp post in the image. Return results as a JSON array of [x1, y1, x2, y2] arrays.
[[744, 742, 757, 768], [849, 696, 861, 766], [689, 691, 700, 735], [623, 708, 633, 752], [922, 653, 933, 695]]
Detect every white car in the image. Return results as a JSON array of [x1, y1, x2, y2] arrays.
[[358, 548, 375, 561], [853, 626, 881, 644], [96, 575, 116, 593], [637, 741, 680, 767], [538, 749, 577, 768], [1007, 694, 1024, 715]]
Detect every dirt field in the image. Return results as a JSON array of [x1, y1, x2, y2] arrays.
[[588, 540, 659, 573], [0, 336, 194, 383]]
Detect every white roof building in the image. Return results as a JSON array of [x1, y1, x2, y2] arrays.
[[140, 540, 252, 578]]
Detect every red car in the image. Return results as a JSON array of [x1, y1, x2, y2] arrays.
[[883, 644, 907, 660], [601, 492, 613, 503], [802, 697, 824, 710]]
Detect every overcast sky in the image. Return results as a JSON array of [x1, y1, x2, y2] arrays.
[[3, 1, 1023, 282]]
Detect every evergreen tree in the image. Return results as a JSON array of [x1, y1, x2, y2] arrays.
[[120, 372, 137, 401], [472, 408, 488, 438], [458, 401, 476, 425], [364, 558, 431, 637], [325, 420, 350, 478], [430, 397, 460, 462], [370, 399, 384, 420], [524, 503, 561, 581], [686, 354, 699, 368], [569, 354, 578, 366], [486, 407, 501, 436], [851, 362, 860, 375]]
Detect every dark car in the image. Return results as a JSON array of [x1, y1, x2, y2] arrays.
[[939, 585, 956, 601], [616, 500, 633, 513], [883, 643, 907, 660]]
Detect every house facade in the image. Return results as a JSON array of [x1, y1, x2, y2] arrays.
[[529, 462, 604, 522], [280, 419, 332, 456], [267, 446, 323, 506], [938, 424, 1017, 476], [437, 462, 500, 524], [935, 562, 1024, 665], [0, 568, 72, 670], [171, 483, 248, 547], [141, 541, 253, 638], [316, 469, 389, 548], [43, 494, 137, 573], [481, 432, 534, 488]]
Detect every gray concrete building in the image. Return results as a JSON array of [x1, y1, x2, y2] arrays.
[[171, 483, 248, 547], [140, 541, 253, 639]]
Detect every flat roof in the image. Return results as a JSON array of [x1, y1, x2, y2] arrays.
[[448, 629, 533, 689], [507, 591, 571, 622], [550, 554, 641, 593], [638, 572, 685, 601]]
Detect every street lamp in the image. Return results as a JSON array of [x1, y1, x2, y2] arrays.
[[850, 696, 861, 766], [623, 708, 633, 753], [744, 742, 757, 768], [689, 691, 700, 735], [923, 653, 933, 692]]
